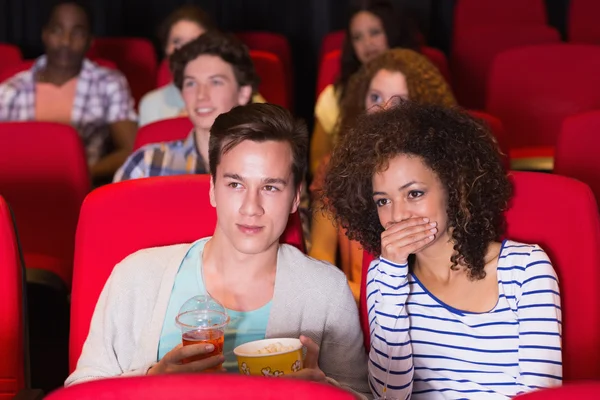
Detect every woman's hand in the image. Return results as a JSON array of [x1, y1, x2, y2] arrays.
[[381, 217, 437, 264]]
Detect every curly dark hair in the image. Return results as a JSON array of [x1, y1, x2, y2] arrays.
[[338, 48, 456, 135], [170, 31, 260, 96], [337, 0, 420, 101], [322, 101, 511, 280], [157, 5, 216, 53]]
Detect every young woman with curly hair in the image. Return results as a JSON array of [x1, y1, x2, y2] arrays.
[[310, 48, 455, 301], [323, 102, 562, 399]]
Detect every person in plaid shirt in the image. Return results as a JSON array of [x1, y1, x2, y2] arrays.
[[0, 0, 138, 182], [113, 31, 257, 182]]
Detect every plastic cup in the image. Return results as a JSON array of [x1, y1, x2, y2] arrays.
[[175, 295, 230, 371]]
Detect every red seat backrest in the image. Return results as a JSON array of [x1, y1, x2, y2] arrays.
[[487, 44, 600, 149], [69, 175, 305, 371], [87, 37, 157, 105], [360, 171, 600, 380], [0, 122, 90, 287], [554, 110, 600, 205], [420, 46, 452, 88], [316, 49, 342, 99], [512, 382, 600, 399], [133, 117, 193, 151], [320, 31, 345, 65], [46, 374, 354, 400], [250, 50, 288, 108], [316, 47, 451, 100], [452, 25, 560, 110], [0, 196, 25, 400], [467, 110, 510, 166], [237, 31, 293, 107], [504, 172, 600, 380], [568, 0, 600, 44], [454, 0, 547, 37], [0, 43, 22, 66]]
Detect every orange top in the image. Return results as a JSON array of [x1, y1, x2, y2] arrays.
[[35, 77, 78, 124], [311, 154, 364, 301]]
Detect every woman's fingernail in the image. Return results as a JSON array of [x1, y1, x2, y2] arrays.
[[205, 344, 214, 351], [422, 218, 429, 222]]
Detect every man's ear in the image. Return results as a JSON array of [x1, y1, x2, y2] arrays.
[[238, 85, 253, 106], [290, 182, 302, 215], [209, 175, 216, 208]]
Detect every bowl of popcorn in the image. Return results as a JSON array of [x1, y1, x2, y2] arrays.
[[233, 338, 303, 377]]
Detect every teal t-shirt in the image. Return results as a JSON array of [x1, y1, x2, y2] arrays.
[[157, 238, 272, 372]]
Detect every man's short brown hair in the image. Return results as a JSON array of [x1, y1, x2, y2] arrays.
[[209, 103, 308, 188]]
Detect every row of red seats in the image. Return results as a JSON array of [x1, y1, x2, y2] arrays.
[[0, 32, 292, 109], [454, 0, 600, 45], [452, 0, 600, 110], [3, 106, 600, 293], [2, 168, 599, 397], [46, 380, 600, 399], [318, 37, 600, 170]]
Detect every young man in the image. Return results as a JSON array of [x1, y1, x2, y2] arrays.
[[66, 103, 370, 397], [0, 0, 138, 181], [113, 31, 258, 182]]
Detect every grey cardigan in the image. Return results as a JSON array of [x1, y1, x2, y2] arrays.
[[65, 240, 371, 397]]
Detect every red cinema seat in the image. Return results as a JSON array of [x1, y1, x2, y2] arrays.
[[486, 44, 600, 158], [568, 0, 600, 44], [133, 117, 193, 151], [0, 122, 90, 288], [512, 382, 600, 399], [0, 196, 26, 399], [237, 31, 293, 107], [452, 25, 560, 110], [554, 110, 600, 206], [250, 50, 288, 108], [46, 374, 355, 400]]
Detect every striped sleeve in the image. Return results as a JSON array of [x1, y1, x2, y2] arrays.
[[515, 246, 562, 392], [366, 256, 413, 399]]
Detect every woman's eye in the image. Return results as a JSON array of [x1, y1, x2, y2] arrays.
[[408, 190, 424, 199], [375, 198, 389, 207], [369, 93, 382, 104]]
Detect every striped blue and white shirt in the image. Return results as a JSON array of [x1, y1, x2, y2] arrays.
[[367, 240, 562, 399]]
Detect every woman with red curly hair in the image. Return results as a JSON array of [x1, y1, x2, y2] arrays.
[[323, 102, 562, 399]]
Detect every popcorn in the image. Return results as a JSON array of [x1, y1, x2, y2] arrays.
[[255, 341, 295, 354]]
